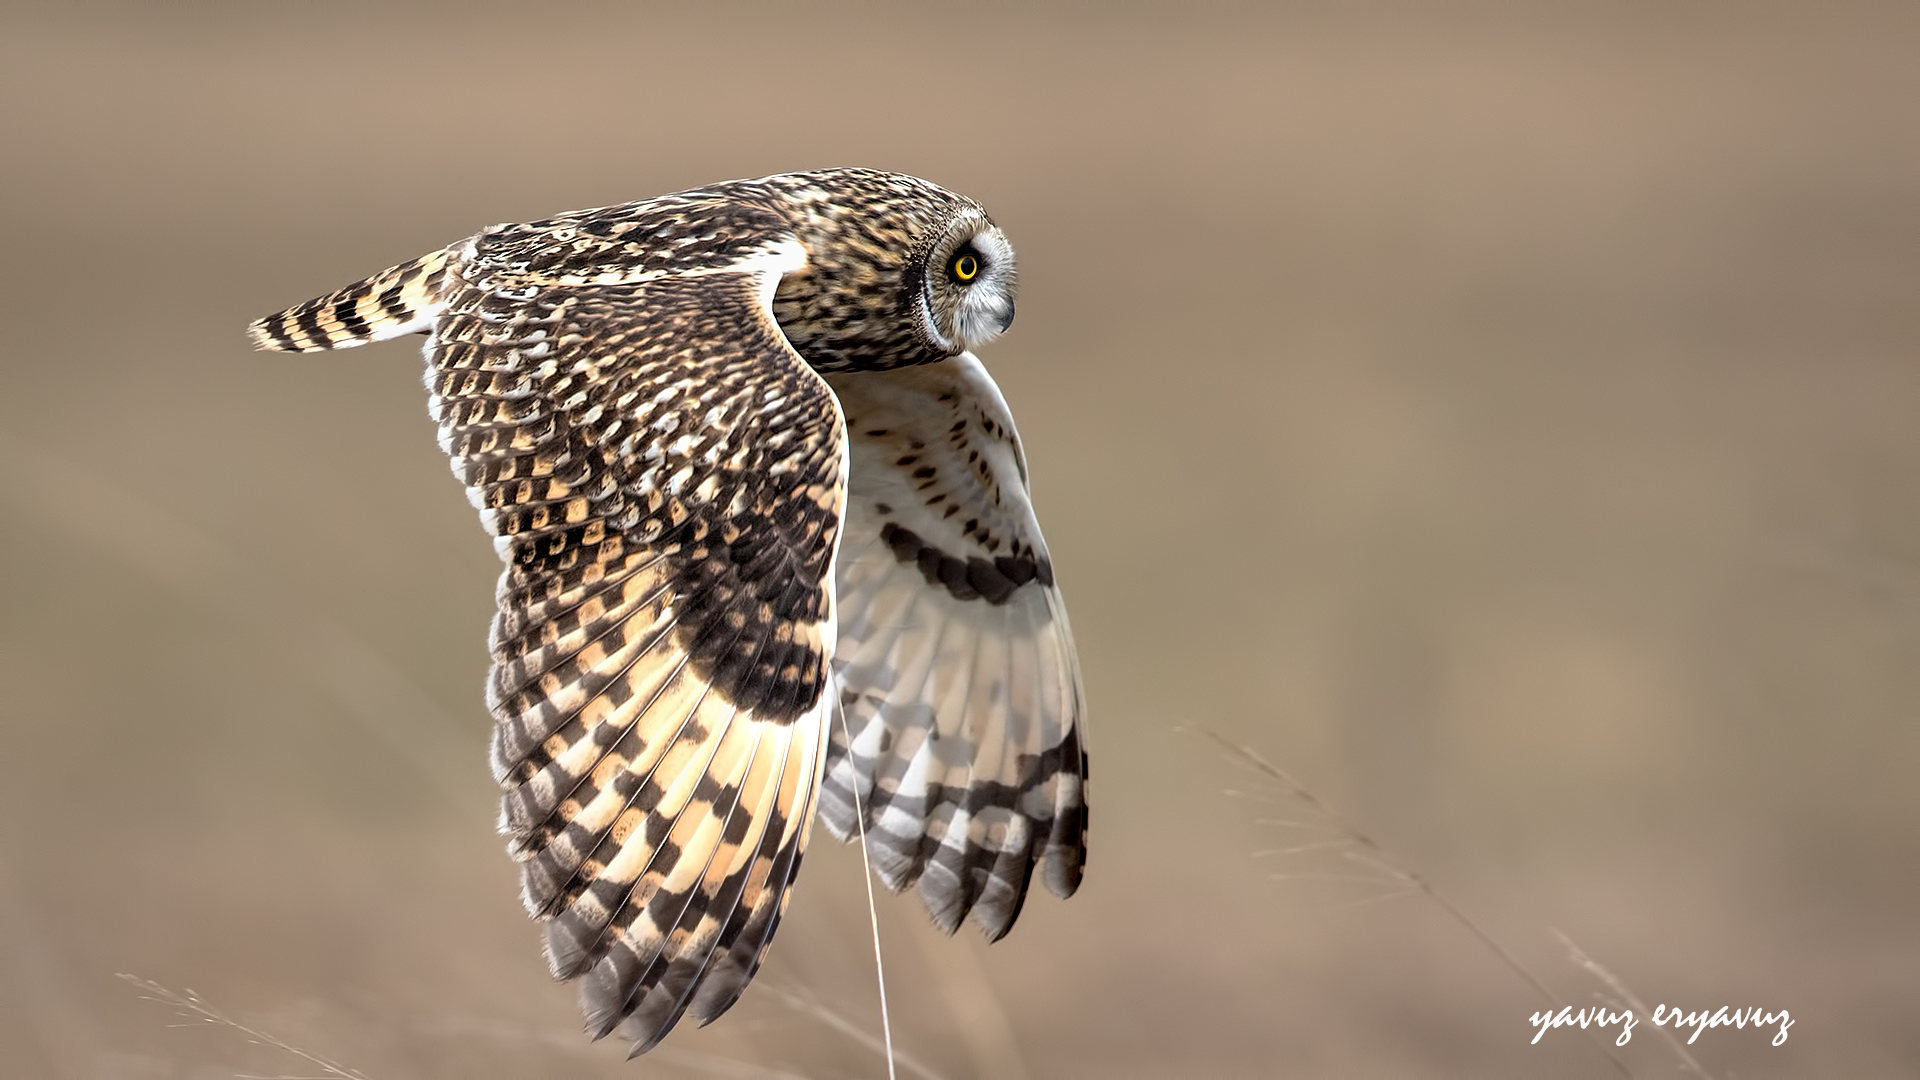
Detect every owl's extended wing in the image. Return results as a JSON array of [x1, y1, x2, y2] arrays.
[[255, 207, 846, 1055], [821, 354, 1087, 942]]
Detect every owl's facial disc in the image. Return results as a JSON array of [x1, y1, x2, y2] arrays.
[[916, 217, 1017, 356]]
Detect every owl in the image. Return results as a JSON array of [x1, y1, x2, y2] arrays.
[[248, 169, 1088, 1056]]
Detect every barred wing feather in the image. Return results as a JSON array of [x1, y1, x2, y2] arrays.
[[822, 354, 1088, 942], [258, 207, 848, 1054]]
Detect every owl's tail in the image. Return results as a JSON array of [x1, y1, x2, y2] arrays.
[[248, 246, 456, 352]]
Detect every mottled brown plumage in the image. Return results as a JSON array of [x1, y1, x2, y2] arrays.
[[249, 168, 1085, 1056]]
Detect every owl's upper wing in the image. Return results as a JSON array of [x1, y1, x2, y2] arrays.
[[259, 205, 847, 1054], [820, 354, 1087, 942]]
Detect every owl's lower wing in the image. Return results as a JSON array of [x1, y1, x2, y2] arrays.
[[434, 230, 845, 1053], [821, 354, 1088, 942]]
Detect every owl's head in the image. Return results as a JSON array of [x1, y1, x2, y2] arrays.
[[907, 209, 1018, 358], [763, 169, 1018, 373]]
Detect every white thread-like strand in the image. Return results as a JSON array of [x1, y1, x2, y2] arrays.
[[841, 704, 898, 1080]]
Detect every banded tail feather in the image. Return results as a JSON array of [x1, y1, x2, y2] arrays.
[[247, 247, 456, 353]]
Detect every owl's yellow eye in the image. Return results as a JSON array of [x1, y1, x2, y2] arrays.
[[950, 252, 980, 282]]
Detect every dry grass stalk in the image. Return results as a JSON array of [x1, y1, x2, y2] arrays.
[[759, 981, 952, 1080], [119, 973, 372, 1080], [838, 708, 900, 1080], [1191, 726, 1634, 1079], [1555, 930, 1717, 1080]]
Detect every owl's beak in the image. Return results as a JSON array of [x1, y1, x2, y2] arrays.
[[996, 302, 1016, 333]]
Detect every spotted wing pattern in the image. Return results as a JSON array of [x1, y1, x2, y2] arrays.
[[820, 354, 1088, 941], [257, 196, 849, 1054]]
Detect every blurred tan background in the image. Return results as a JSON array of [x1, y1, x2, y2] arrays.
[[2, 2, 1917, 1077]]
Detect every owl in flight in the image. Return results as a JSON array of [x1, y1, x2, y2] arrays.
[[249, 169, 1087, 1055]]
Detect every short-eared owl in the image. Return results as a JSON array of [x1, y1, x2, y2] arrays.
[[249, 169, 1087, 1055]]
